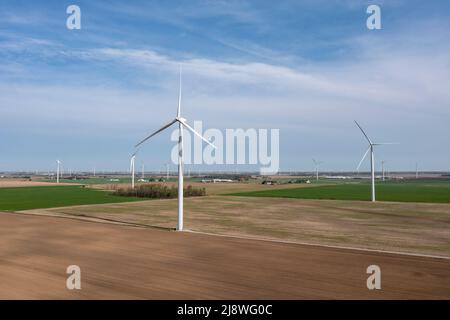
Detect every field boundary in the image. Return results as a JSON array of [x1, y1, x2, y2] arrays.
[[223, 194, 450, 206], [3, 210, 175, 231], [185, 229, 450, 261], [226, 182, 450, 204], [5, 210, 449, 261]]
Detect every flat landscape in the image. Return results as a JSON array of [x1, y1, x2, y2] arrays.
[[229, 180, 450, 203], [0, 186, 141, 211], [3, 0, 450, 304], [0, 179, 74, 188], [0, 212, 448, 299], [1, 177, 450, 299], [23, 194, 450, 257]]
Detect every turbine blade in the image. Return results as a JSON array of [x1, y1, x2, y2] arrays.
[[179, 119, 217, 149], [135, 119, 177, 148], [357, 146, 371, 171], [313, 159, 323, 165], [130, 155, 136, 172], [354, 120, 373, 145], [372, 142, 399, 145], [177, 64, 182, 118]]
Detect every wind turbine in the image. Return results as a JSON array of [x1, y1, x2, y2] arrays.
[[381, 160, 386, 181], [135, 66, 216, 231], [130, 151, 137, 189], [355, 120, 397, 202], [415, 162, 419, 179], [56, 160, 61, 183], [165, 163, 170, 181], [312, 158, 323, 181]]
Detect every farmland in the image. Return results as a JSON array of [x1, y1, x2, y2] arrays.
[[1, 212, 449, 299], [1, 178, 450, 299], [21, 191, 450, 257], [0, 186, 142, 211], [229, 179, 450, 203]]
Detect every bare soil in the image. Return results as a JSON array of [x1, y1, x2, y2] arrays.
[[0, 179, 74, 188], [0, 212, 448, 299], [23, 196, 450, 257]]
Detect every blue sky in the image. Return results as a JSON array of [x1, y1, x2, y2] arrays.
[[0, 0, 449, 172]]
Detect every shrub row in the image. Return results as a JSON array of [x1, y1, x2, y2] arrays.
[[114, 184, 206, 199]]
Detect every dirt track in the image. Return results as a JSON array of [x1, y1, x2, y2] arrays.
[[0, 212, 449, 299], [0, 180, 74, 188]]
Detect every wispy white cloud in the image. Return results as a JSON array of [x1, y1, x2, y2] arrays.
[[1, 1, 450, 170]]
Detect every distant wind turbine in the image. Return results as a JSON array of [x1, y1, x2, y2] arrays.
[[355, 120, 397, 202], [135, 65, 216, 231], [56, 160, 61, 184], [415, 162, 419, 179], [312, 158, 323, 181]]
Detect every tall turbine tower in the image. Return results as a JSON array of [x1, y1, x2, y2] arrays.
[[312, 158, 323, 181], [415, 162, 419, 179], [135, 66, 216, 231], [355, 121, 397, 202], [381, 160, 386, 182], [130, 151, 137, 189], [56, 160, 61, 184]]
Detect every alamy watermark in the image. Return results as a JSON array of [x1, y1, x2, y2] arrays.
[[366, 265, 381, 290], [366, 4, 381, 30], [66, 265, 81, 290], [170, 121, 279, 175], [66, 5, 81, 30], [65, 4, 381, 31]]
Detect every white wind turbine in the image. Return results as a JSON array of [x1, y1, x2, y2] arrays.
[[56, 160, 61, 184], [415, 162, 419, 179], [312, 158, 323, 181], [135, 66, 216, 231], [355, 120, 397, 202], [130, 150, 138, 189]]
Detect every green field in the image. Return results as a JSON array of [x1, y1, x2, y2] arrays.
[[0, 186, 142, 211], [229, 180, 450, 203]]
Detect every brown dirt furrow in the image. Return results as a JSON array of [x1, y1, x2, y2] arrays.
[[0, 212, 449, 299]]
